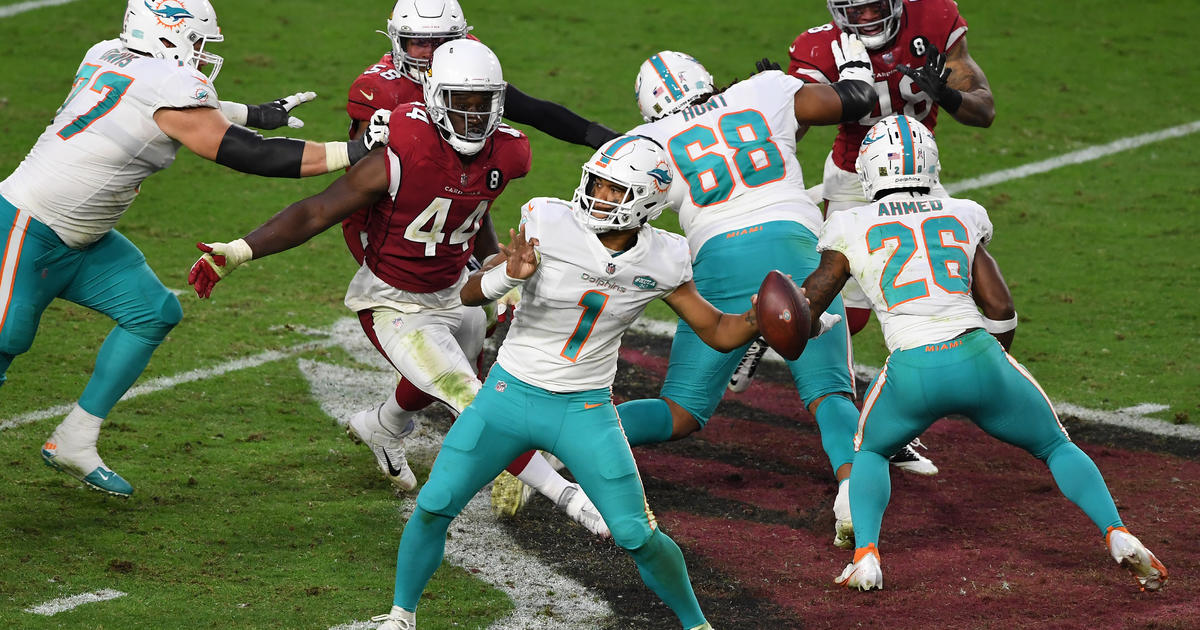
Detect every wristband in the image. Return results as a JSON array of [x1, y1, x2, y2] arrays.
[[324, 141, 351, 171], [480, 264, 523, 301], [939, 88, 963, 115], [219, 100, 248, 125], [982, 311, 1017, 334]]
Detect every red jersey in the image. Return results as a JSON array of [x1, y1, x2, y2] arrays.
[[788, 0, 967, 172], [367, 103, 531, 293], [346, 53, 423, 124]]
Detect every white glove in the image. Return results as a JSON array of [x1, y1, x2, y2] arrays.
[[813, 312, 844, 338], [188, 239, 253, 299], [362, 109, 391, 151], [832, 32, 874, 84]]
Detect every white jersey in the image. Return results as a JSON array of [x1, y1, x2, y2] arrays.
[[629, 71, 823, 257], [497, 198, 693, 392], [0, 39, 219, 248], [817, 193, 993, 352]]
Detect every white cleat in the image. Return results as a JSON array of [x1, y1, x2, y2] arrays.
[[556, 483, 611, 538], [371, 605, 416, 630], [835, 544, 883, 591], [1107, 527, 1168, 592], [889, 438, 938, 476], [347, 405, 417, 491], [728, 339, 768, 393]]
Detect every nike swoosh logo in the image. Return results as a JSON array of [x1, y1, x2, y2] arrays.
[[96, 468, 113, 481], [360, 90, 375, 101], [584, 402, 604, 410], [789, 44, 796, 53], [381, 450, 405, 477]]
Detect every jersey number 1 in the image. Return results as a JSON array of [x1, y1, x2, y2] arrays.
[[56, 64, 135, 140], [560, 290, 609, 362]]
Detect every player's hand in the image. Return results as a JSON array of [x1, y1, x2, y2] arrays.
[[897, 44, 961, 111], [500, 224, 540, 280], [346, 109, 390, 166], [188, 239, 253, 299], [754, 57, 782, 75], [363, 109, 391, 150], [831, 32, 873, 84], [249, 91, 317, 129]]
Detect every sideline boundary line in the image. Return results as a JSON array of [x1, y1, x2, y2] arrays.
[[0, 0, 80, 19]]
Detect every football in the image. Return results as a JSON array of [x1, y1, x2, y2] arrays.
[[754, 270, 811, 360]]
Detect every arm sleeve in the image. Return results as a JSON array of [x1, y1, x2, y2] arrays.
[[503, 83, 617, 148]]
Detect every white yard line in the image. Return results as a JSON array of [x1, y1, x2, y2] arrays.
[[0, 338, 337, 430], [24, 589, 126, 616], [945, 120, 1200, 194], [0, 0, 80, 19]]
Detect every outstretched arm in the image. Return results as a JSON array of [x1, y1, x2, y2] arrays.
[[504, 83, 619, 149], [662, 281, 758, 352], [800, 250, 852, 337], [462, 224, 539, 306], [187, 149, 389, 298], [970, 244, 1015, 350], [792, 33, 878, 125], [155, 106, 389, 177]]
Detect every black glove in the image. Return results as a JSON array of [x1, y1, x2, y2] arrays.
[[754, 57, 782, 74], [897, 45, 962, 114], [245, 91, 317, 130]]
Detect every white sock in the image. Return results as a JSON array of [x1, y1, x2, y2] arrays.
[[834, 478, 851, 522], [514, 451, 570, 501], [377, 396, 416, 439]]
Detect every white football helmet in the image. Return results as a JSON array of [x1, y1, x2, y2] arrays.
[[386, 0, 470, 83], [855, 114, 940, 200], [572, 136, 674, 233], [634, 51, 715, 122], [828, 0, 904, 51], [422, 39, 505, 156], [120, 0, 224, 81]]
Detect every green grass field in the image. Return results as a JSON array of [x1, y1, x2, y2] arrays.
[[0, 0, 1196, 627]]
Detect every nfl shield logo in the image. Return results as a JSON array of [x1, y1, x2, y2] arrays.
[[495, 381, 507, 392], [460, 173, 468, 186], [606, 263, 616, 274]]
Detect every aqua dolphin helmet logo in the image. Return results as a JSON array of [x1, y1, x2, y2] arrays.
[[146, 1, 194, 28], [648, 164, 672, 192]]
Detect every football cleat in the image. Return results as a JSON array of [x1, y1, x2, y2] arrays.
[[889, 438, 939, 476], [41, 430, 133, 498], [728, 338, 769, 393], [1106, 526, 1168, 592], [347, 405, 417, 491], [835, 544, 883, 591], [556, 483, 611, 538], [371, 605, 416, 630], [490, 470, 534, 517]]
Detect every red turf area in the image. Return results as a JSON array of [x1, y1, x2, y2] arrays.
[[620, 346, 1198, 630]]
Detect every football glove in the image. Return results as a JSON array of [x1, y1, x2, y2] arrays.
[[353, 109, 391, 160], [897, 44, 962, 113], [754, 57, 782, 74], [831, 32, 873, 84], [813, 312, 844, 338], [188, 239, 253, 299], [247, 91, 317, 129]]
